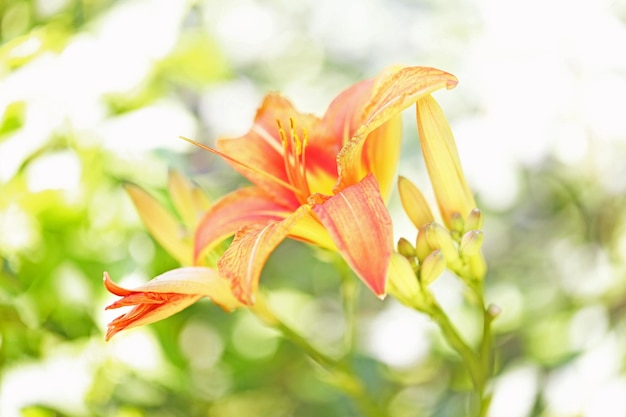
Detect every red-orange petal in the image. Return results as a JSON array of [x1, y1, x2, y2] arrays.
[[217, 205, 312, 305], [311, 173, 393, 297], [322, 77, 376, 149], [103, 268, 243, 340], [336, 66, 458, 192], [194, 187, 292, 262], [217, 94, 322, 207], [105, 294, 199, 341]]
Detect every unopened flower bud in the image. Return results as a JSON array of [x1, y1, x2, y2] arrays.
[[487, 303, 501, 320], [416, 95, 476, 230], [425, 222, 460, 266], [464, 208, 484, 232], [415, 224, 431, 263], [387, 253, 424, 308], [397, 237, 416, 258], [469, 252, 487, 281], [460, 230, 483, 257], [449, 212, 465, 235], [420, 250, 445, 285], [398, 176, 434, 229]]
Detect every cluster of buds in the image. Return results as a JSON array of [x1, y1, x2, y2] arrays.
[[387, 95, 486, 309]]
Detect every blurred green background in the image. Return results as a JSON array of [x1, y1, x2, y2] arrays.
[[1, 0, 626, 416]]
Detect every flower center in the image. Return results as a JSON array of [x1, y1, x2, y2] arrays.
[[277, 117, 311, 204]]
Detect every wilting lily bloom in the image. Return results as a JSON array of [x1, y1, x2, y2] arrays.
[[191, 66, 458, 304], [103, 267, 243, 340], [415, 95, 476, 230]]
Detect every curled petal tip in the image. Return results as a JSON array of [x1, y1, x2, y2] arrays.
[[105, 326, 117, 342], [446, 77, 459, 89], [103, 272, 132, 298]]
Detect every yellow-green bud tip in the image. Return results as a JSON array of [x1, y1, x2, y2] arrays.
[[425, 223, 460, 265], [398, 176, 435, 229], [420, 250, 445, 285], [415, 224, 432, 263], [397, 237, 416, 258], [465, 208, 484, 232], [460, 230, 484, 257], [387, 253, 424, 308]]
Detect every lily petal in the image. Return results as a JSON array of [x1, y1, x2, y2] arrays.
[[287, 209, 337, 251], [168, 169, 207, 230], [218, 205, 312, 305], [194, 187, 292, 262], [104, 267, 242, 340], [360, 114, 402, 201], [124, 183, 191, 265], [323, 78, 376, 148], [415, 95, 476, 228], [217, 94, 321, 207], [336, 66, 458, 193], [311, 173, 393, 297]]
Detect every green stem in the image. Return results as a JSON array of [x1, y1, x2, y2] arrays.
[[250, 293, 388, 417], [340, 268, 359, 354], [426, 300, 482, 388], [477, 303, 496, 417], [424, 292, 493, 417]]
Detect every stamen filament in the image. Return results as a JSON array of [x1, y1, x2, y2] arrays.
[[300, 128, 311, 196], [275, 118, 311, 203], [277, 120, 302, 199]]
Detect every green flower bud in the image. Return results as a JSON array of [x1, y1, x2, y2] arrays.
[[415, 224, 432, 263], [449, 212, 465, 235], [387, 253, 424, 308], [487, 303, 501, 320], [398, 176, 435, 229], [420, 250, 445, 285], [464, 208, 484, 232], [397, 237, 416, 258], [460, 230, 484, 257], [469, 252, 487, 281], [425, 222, 460, 266]]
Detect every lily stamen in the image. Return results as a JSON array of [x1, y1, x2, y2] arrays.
[[276, 118, 311, 203]]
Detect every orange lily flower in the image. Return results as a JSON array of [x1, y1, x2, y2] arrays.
[[103, 267, 243, 340], [191, 66, 458, 304]]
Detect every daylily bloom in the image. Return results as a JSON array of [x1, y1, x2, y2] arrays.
[[415, 95, 476, 230], [190, 66, 458, 304], [103, 267, 243, 340]]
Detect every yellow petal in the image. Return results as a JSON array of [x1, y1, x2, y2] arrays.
[[124, 183, 191, 265], [168, 169, 202, 230], [287, 209, 337, 251], [361, 115, 402, 201], [415, 95, 476, 229]]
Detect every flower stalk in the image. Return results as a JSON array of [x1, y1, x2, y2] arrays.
[[250, 293, 389, 417]]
